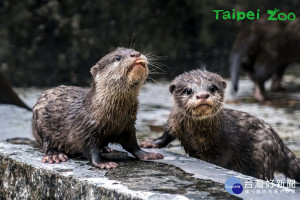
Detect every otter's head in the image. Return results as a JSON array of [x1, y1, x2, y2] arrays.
[[169, 70, 226, 119], [91, 48, 148, 90]]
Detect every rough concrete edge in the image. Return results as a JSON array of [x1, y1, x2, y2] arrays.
[[0, 141, 198, 200], [0, 153, 142, 200], [0, 141, 298, 200]]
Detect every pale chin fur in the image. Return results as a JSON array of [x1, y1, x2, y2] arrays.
[[189, 111, 219, 120]]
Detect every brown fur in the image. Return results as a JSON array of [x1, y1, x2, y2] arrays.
[[32, 48, 163, 168], [140, 70, 300, 181]]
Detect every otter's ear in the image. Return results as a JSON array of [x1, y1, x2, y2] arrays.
[[90, 65, 99, 76], [169, 84, 176, 94], [220, 80, 227, 89]]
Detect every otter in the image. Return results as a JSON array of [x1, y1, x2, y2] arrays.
[[32, 47, 163, 169], [230, 18, 300, 101], [140, 69, 300, 181]]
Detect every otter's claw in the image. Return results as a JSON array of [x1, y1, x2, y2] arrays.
[[134, 150, 164, 160], [142, 152, 164, 160], [93, 162, 118, 169], [42, 150, 68, 164]]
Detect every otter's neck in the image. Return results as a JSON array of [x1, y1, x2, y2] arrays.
[[183, 110, 224, 137], [85, 84, 139, 112]]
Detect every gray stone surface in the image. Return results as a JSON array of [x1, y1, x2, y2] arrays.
[[0, 97, 299, 199], [0, 134, 235, 199]]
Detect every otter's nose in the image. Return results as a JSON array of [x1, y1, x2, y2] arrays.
[[130, 51, 141, 57], [196, 92, 210, 100]]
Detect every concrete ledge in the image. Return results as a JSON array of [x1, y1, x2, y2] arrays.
[[1, 140, 299, 200], [0, 141, 237, 200], [0, 155, 136, 200]]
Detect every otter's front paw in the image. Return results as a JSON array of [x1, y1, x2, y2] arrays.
[[139, 140, 163, 148], [42, 150, 68, 164], [93, 161, 118, 169], [135, 150, 164, 160], [142, 152, 164, 160]]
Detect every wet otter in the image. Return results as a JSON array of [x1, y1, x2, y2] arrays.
[[32, 47, 163, 169], [140, 70, 300, 181], [230, 18, 300, 101]]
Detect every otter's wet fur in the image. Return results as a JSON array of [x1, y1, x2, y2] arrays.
[[32, 48, 163, 169], [140, 70, 300, 181]]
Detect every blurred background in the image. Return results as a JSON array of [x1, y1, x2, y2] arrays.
[[1, 0, 300, 86]]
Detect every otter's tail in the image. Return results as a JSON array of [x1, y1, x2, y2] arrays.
[[0, 71, 31, 111], [229, 29, 254, 95], [279, 147, 300, 183]]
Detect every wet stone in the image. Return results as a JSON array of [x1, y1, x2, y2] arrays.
[[0, 141, 240, 200], [55, 169, 73, 173], [106, 160, 238, 199]]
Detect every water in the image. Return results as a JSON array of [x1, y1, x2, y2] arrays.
[[5, 75, 300, 159]]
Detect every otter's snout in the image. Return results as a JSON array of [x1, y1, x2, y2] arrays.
[[130, 51, 141, 58], [127, 50, 148, 85], [196, 92, 210, 100], [189, 91, 214, 117], [130, 51, 147, 68]]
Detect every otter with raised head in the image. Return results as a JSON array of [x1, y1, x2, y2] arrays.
[[32, 48, 163, 169], [140, 70, 300, 181]]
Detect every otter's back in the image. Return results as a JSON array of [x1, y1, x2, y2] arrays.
[[32, 85, 89, 146]]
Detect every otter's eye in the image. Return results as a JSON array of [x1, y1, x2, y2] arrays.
[[208, 84, 218, 93], [116, 55, 122, 61], [185, 88, 193, 95]]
